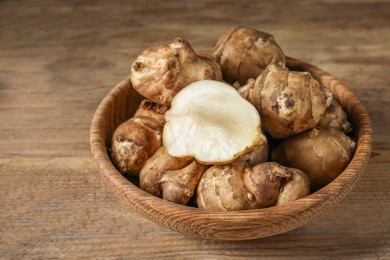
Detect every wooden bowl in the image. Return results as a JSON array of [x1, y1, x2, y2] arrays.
[[90, 57, 372, 240]]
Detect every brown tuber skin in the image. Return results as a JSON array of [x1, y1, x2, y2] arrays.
[[212, 26, 286, 85], [140, 147, 206, 205], [238, 143, 269, 166], [196, 162, 308, 211], [276, 168, 310, 205], [318, 90, 353, 133], [130, 38, 222, 106], [239, 64, 332, 139], [111, 100, 167, 177], [197, 162, 262, 211], [271, 127, 356, 191]]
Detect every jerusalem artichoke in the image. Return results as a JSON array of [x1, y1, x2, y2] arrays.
[[239, 64, 332, 139], [271, 127, 356, 191], [197, 162, 308, 211], [276, 168, 310, 205], [318, 90, 353, 133], [139, 147, 206, 205], [163, 80, 267, 164], [212, 26, 286, 85], [130, 38, 222, 106], [111, 100, 166, 176]]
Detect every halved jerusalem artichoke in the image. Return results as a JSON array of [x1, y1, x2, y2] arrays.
[[163, 80, 267, 165]]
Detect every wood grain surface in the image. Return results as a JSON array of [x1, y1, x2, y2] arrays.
[[1, 0, 389, 259]]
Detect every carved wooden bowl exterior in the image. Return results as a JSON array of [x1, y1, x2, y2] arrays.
[[90, 57, 372, 240]]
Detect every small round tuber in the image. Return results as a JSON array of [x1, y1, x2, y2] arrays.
[[239, 64, 332, 139], [163, 80, 267, 165], [130, 38, 222, 106], [111, 100, 166, 176], [139, 147, 206, 205], [212, 26, 286, 85], [271, 127, 356, 191]]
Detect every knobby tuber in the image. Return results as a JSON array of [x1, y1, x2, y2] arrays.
[[318, 90, 353, 133], [239, 64, 332, 139], [276, 168, 310, 205], [212, 26, 286, 85], [271, 127, 356, 191], [140, 147, 207, 205], [111, 100, 167, 176], [197, 162, 309, 211], [130, 38, 222, 106]]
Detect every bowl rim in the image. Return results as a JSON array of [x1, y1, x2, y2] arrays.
[[90, 56, 373, 240]]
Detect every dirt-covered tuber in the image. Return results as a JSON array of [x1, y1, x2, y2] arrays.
[[139, 147, 206, 205], [196, 162, 309, 211], [212, 26, 286, 85], [163, 80, 267, 164], [130, 38, 222, 106], [239, 64, 332, 139], [111, 100, 167, 176], [271, 127, 356, 191]]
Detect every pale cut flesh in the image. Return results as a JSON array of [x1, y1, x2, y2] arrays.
[[163, 80, 266, 164]]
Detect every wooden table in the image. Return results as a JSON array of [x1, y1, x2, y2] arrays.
[[1, 1, 389, 259]]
